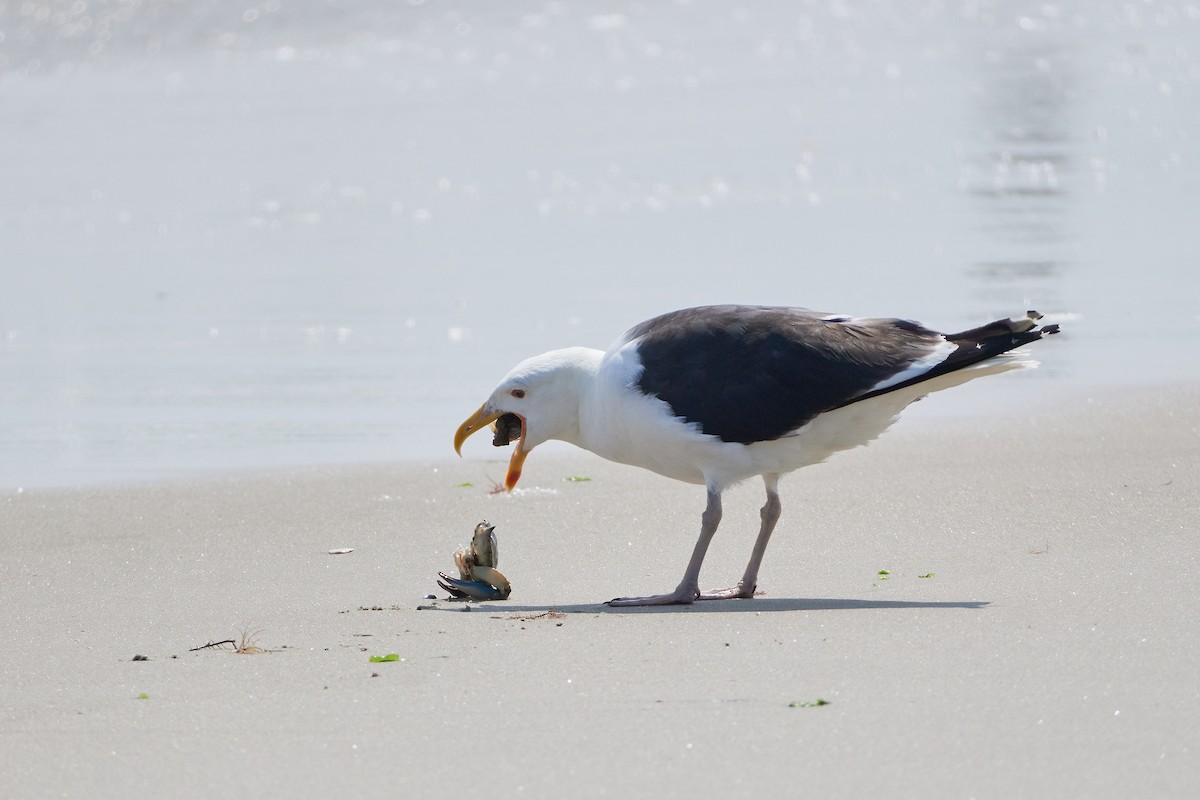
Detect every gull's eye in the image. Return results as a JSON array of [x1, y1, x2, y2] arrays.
[[510, 389, 526, 399]]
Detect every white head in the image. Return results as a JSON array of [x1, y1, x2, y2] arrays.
[[454, 347, 599, 490]]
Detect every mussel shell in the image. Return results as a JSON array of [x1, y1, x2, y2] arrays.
[[492, 413, 522, 447]]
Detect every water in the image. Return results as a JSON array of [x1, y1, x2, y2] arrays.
[[2, 1, 1198, 488]]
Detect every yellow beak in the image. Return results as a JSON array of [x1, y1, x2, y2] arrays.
[[454, 404, 529, 491]]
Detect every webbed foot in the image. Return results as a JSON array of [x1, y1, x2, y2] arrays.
[[698, 582, 758, 600], [606, 585, 700, 607]]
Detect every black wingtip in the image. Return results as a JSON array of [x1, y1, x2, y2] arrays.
[[1022, 311, 1061, 337]]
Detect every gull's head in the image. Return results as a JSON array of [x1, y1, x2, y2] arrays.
[[453, 348, 595, 490]]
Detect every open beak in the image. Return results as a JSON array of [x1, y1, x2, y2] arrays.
[[454, 405, 529, 491]]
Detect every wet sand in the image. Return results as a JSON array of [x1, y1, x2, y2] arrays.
[[2, 384, 1197, 798]]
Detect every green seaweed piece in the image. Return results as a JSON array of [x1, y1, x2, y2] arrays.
[[369, 653, 400, 663], [788, 698, 830, 708]]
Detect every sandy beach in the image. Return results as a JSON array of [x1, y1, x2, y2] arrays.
[[2, 384, 1197, 798]]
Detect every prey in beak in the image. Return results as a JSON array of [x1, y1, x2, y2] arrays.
[[454, 406, 528, 490]]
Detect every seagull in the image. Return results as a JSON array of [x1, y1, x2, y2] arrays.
[[454, 304, 1060, 606]]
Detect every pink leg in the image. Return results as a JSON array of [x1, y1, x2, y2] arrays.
[[607, 488, 723, 606], [699, 474, 780, 600]]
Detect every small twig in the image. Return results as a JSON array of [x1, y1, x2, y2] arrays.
[[189, 639, 236, 652], [510, 610, 567, 622]]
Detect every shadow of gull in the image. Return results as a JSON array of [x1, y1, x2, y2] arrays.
[[420, 598, 989, 614]]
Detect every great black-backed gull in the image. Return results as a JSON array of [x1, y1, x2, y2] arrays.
[[454, 304, 1060, 606]]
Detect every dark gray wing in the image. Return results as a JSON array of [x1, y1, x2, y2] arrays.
[[628, 305, 1057, 444]]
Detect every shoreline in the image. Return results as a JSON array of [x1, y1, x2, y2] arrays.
[[3, 373, 1176, 495]]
